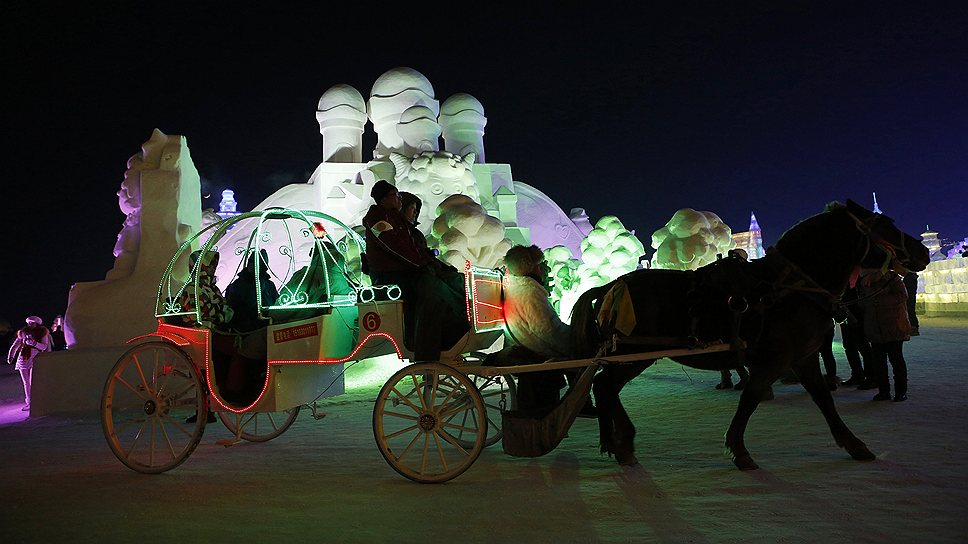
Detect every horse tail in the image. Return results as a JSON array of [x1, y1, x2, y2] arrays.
[[570, 284, 610, 357]]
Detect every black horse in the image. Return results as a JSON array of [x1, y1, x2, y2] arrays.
[[570, 200, 930, 470]]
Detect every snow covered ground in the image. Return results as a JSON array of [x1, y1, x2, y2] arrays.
[[1, 317, 965, 543]]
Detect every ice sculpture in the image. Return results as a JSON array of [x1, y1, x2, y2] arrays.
[[651, 208, 734, 270], [440, 93, 486, 163], [317, 84, 367, 163], [367, 67, 439, 159], [390, 151, 481, 233], [65, 129, 201, 347], [430, 194, 512, 269]]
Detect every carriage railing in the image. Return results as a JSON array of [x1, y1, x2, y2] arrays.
[[155, 207, 367, 324]]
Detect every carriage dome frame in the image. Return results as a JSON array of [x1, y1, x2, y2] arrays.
[[155, 207, 381, 324]]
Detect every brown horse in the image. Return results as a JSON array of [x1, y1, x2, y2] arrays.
[[570, 200, 930, 470]]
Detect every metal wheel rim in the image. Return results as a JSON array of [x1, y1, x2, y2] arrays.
[[101, 342, 206, 474], [373, 362, 486, 483]]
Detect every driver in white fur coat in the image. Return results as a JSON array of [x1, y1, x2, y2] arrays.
[[503, 244, 573, 358]]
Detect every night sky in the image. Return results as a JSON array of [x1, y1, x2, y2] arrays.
[[4, 2, 966, 324]]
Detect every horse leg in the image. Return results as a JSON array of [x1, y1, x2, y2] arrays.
[[593, 362, 649, 466], [724, 363, 785, 470], [794, 354, 876, 462]]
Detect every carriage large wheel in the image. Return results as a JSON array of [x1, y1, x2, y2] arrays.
[[101, 341, 207, 474], [446, 374, 516, 448], [217, 406, 301, 442], [373, 362, 487, 483]]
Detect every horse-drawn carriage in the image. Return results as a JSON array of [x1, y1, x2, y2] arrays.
[[100, 207, 523, 482], [101, 200, 931, 482]]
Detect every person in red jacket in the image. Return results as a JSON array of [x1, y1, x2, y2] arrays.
[[363, 180, 466, 361]]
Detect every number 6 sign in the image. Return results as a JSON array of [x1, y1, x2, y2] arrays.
[[362, 311, 382, 332]]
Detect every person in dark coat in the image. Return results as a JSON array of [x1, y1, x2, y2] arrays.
[[859, 270, 911, 402], [840, 284, 873, 387], [363, 181, 467, 361], [225, 249, 279, 333], [903, 272, 920, 336]]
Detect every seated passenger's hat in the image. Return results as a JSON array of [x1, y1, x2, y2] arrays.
[[370, 179, 396, 203]]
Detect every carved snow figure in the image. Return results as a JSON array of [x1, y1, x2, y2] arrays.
[[577, 216, 647, 286], [439, 93, 486, 162], [430, 195, 512, 269], [396, 105, 441, 157], [543, 245, 581, 315], [390, 151, 481, 232], [367, 67, 439, 159], [65, 129, 201, 348], [106, 140, 148, 280], [651, 208, 734, 270], [317, 84, 367, 163]]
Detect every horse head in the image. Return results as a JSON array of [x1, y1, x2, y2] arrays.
[[844, 199, 930, 274]]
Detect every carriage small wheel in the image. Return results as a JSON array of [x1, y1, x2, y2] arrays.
[[373, 362, 487, 483], [218, 406, 301, 442], [451, 374, 517, 448], [101, 341, 208, 474]]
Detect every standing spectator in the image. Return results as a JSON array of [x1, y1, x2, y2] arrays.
[[859, 270, 911, 402], [840, 285, 872, 387], [903, 272, 920, 336], [49, 315, 67, 351], [7, 316, 51, 411]]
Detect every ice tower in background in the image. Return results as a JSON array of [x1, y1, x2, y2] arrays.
[[731, 212, 766, 259]]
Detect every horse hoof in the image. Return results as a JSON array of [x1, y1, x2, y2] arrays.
[[716, 380, 733, 390], [733, 454, 759, 471], [617, 452, 639, 466], [847, 445, 876, 461]]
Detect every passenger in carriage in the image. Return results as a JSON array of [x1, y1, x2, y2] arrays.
[[222, 248, 279, 403], [177, 250, 234, 329], [225, 248, 279, 333], [177, 249, 233, 422], [277, 240, 355, 322], [363, 180, 467, 361]]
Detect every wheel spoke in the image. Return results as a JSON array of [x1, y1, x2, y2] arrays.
[[384, 424, 420, 441], [432, 431, 449, 471], [390, 386, 423, 413], [435, 428, 470, 456], [115, 375, 150, 401], [132, 353, 152, 394], [380, 410, 419, 422]]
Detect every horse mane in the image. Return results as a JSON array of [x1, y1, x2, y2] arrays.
[[824, 201, 846, 213], [570, 283, 610, 357]]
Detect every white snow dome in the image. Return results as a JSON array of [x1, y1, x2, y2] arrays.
[[317, 84, 365, 112], [371, 67, 435, 98], [399, 105, 437, 124], [440, 93, 485, 116]]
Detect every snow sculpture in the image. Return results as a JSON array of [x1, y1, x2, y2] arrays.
[[65, 129, 201, 347], [543, 245, 581, 315], [651, 208, 734, 270], [440, 93, 486, 163], [430, 194, 512, 269], [107, 153, 144, 280], [544, 216, 646, 320], [397, 105, 441, 156], [390, 151, 481, 232], [367, 67, 439, 159], [577, 216, 646, 283], [317, 84, 367, 163]]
